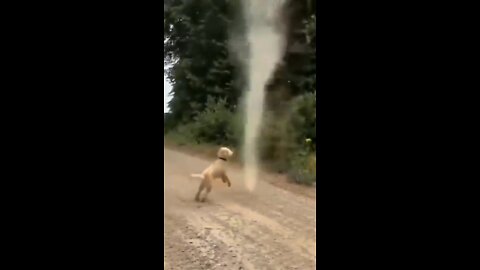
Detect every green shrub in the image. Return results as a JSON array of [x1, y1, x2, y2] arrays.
[[285, 92, 316, 184], [165, 123, 200, 146], [192, 96, 235, 145], [225, 107, 244, 146], [166, 96, 241, 146], [289, 91, 316, 148], [288, 139, 316, 186]]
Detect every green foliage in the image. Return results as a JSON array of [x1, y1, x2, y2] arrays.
[[165, 124, 199, 146], [283, 12, 316, 96], [191, 97, 234, 145], [166, 97, 241, 146], [257, 92, 316, 180], [164, 0, 243, 124], [304, 14, 316, 47], [164, 0, 317, 185], [288, 149, 316, 186], [289, 92, 316, 148], [286, 92, 316, 185], [164, 112, 176, 133]]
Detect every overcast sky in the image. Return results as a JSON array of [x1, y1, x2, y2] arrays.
[[164, 74, 172, 113]]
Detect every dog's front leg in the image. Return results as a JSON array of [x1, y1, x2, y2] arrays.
[[221, 173, 231, 187]]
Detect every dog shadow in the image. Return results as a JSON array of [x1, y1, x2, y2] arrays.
[[194, 198, 216, 205]]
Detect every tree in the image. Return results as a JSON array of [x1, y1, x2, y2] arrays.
[[164, 0, 316, 139], [164, 0, 244, 125]]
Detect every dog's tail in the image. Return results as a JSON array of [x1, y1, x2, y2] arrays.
[[190, 173, 204, 180]]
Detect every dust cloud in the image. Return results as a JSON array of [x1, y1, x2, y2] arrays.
[[240, 0, 287, 192]]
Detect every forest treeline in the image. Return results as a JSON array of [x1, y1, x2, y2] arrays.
[[164, 0, 316, 185]]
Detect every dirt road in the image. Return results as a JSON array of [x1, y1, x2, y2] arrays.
[[164, 148, 316, 270]]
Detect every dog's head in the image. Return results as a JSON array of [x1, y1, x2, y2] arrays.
[[217, 147, 234, 160]]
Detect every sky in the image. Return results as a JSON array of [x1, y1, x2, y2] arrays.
[[164, 74, 172, 113]]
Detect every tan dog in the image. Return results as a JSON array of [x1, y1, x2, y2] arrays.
[[191, 147, 234, 202]]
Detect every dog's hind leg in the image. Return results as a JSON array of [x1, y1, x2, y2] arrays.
[[195, 182, 204, 202], [201, 185, 212, 202]]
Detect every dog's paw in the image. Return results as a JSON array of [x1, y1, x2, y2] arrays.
[[195, 197, 200, 202], [228, 183, 231, 187], [201, 198, 207, 202]]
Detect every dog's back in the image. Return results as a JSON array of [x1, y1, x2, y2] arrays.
[[191, 160, 226, 180]]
